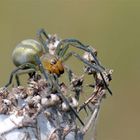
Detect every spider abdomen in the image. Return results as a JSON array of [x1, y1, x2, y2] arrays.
[[12, 39, 43, 67]]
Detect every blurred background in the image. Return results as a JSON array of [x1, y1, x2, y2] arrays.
[[0, 0, 139, 140]]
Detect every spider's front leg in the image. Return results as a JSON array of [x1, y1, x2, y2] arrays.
[[56, 40, 112, 95], [62, 51, 104, 73], [56, 38, 103, 68]]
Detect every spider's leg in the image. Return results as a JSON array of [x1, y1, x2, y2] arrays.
[[56, 39, 103, 67], [73, 52, 112, 95], [100, 72, 112, 95], [62, 51, 112, 95], [65, 67, 73, 82], [15, 69, 36, 86], [56, 43, 69, 58], [34, 56, 53, 90], [37, 28, 49, 53], [5, 63, 37, 88], [15, 74, 20, 86], [5, 67, 22, 88], [63, 51, 104, 73], [53, 74, 85, 126]]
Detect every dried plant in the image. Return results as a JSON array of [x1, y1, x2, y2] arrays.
[[0, 29, 113, 140]]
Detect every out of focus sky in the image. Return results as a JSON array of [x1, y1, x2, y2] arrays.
[[0, 0, 140, 140]]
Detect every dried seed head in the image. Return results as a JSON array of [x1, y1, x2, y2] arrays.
[[0, 87, 9, 98], [50, 94, 60, 104], [42, 94, 60, 107], [29, 80, 38, 89], [0, 99, 12, 114], [28, 77, 49, 95], [82, 48, 99, 75], [96, 69, 113, 86], [27, 95, 41, 108], [44, 110, 51, 118], [2, 99, 11, 106], [0, 104, 9, 114], [70, 74, 84, 94], [37, 79, 48, 89], [33, 95, 41, 102], [47, 34, 60, 55], [16, 109, 24, 116], [26, 87, 34, 96], [20, 92, 28, 99], [71, 74, 84, 86], [41, 98, 49, 106], [60, 83, 68, 95], [70, 97, 78, 108], [83, 47, 97, 62], [84, 65, 97, 74], [14, 86, 28, 99], [61, 102, 70, 112]]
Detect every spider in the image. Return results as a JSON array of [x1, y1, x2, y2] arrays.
[[3, 29, 112, 126], [4, 28, 112, 94], [4, 37, 64, 88]]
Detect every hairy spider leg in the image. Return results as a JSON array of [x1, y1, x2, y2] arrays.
[[15, 74, 20, 86], [5, 63, 37, 88], [34, 55, 54, 90], [52, 74, 85, 126], [56, 39, 103, 68], [63, 52, 104, 73], [37, 28, 50, 53], [62, 51, 112, 95], [56, 40, 112, 95]]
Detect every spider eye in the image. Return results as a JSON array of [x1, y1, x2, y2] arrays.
[[50, 59, 57, 65]]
